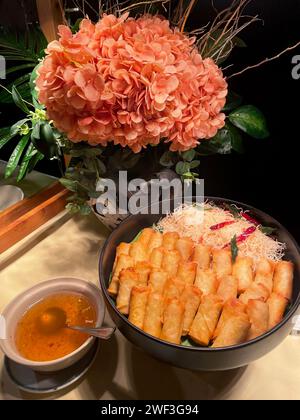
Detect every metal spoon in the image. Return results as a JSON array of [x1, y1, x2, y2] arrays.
[[37, 307, 115, 340]]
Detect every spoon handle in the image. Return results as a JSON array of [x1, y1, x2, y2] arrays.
[[67, 325, 116, 340]]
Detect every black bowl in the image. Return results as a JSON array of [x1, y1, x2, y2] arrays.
[[99, 197, 300, 371]]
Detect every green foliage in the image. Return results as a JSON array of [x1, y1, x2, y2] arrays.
[[197, 122, 244, 156], [229, 105, 270, 139], [230, 235, 239, 263]]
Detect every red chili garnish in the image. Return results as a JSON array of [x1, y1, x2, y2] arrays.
[[223, 226, 256, 248], [240, 212, 260, 226], [210, 221, 236, 231]]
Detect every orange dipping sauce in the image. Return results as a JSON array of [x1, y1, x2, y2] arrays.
[[15, 293, 97, 362]]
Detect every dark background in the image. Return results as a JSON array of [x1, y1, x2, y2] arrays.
[[0, 0, 299, 241]]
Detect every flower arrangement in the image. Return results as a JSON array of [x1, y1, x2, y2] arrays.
[[1, 0, 298, 220]]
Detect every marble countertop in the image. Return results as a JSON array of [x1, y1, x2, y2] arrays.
[[1, 212, 300, 400]]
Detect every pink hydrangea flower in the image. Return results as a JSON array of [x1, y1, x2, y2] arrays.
[[36, 14, 228, 153]]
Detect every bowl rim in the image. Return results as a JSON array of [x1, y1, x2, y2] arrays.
[[0, 277, 105, 367], [99, 195, 300, 352]]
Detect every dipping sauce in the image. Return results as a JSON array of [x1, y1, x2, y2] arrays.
[[15, 293, 97, 362]]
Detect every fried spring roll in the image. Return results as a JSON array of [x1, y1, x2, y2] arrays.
[[217, 275, 238, 302], [194, 268, 218, 296], [181, 285, 202, 335], [129, 241, 148, 263], [273, 261, 294, 301], [189, 294, 223, 346], [116, 268, 138, 314], [176, 237, 194, 261], [129, 286, 149, 329], [212, 313, 251, 348], [254, 258, 274, 295], [148, 270, 168, 294], [134, 261, 152, 286], [113, 242, 131, 270], [247, 299, 269, 340], [268, 292, 289, 329], [163, 277, 186, 308], [137, 228, 155, 247], [143, 290, 163, 338], [213, 298, 246, 339], [150, 247, 164, 269], [161, 249, 181, 277], [239, 283, 270, 305], [108, 254, 134, 296], [233, 256, 254, 294], [177, 262, 197, 285], [161, 298, 185, 344], [192, 244, 211, 270], [162, 231, 179, 251], [212, 249, 232, 278], [147, 231, 163, 255]]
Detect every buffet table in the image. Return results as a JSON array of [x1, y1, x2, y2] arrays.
[[1, 211, 300, 400]]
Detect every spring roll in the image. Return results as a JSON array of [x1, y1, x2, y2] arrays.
[[273, 261, 294, 301], [161, 249, 181, 277], [148, 270, 168, 294], [147, 230, 163, 255], [162, 231, 179, 251], [254, 258, 274, 295], [134, 261, 152, 286], [176, 237, 194, 261], [177, 262, 197, 285], [212, 313, 251, 348], [181, 286, 202, 335], [116, 268, 138, 314], [214, 298, 246, 339], [129, 286, 149, 329], [143, 290, 164, 338], [194, 268, 218, 296], [189, 294, 223, 346], [108, 254, 134, 296], [113, 242, 131, 270], [137, 228, 155, 247], [161, 298, 185, 344], [129, 241, 148, 263], [163, 277, 186, 308], [212, 249, 232, 278], [233, 256, 254, 294], [150, 247, 164, 269], [268, 292, 289, 329], [239, 283, 270, 305], [217, 275, 238, 302], [192, 244, 211, 270], [247, 299, 269, 340]]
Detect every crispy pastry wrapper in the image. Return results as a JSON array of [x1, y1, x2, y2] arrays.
[[254, 258, 274, 295], [161, 298, 185, 344], [163, 277, 185, 312], [192, 244, 211, 270], [149, 269, 168, 294], [273, 261, 294, 301], [109, 254, 134, 296], [181, 285, 202, 335], [214, 298, 246, 339], [113, 242, 131, 270], [162, 231, 180, 251], [212, 249, 232, 278], [129, 241, 148, 263], [116, 268, 139, 315], [134, 261, 152, 287], [239, 282, 270, 305], [176, 237, 194, 261], [267, 292, 289, 329], [161, 249, 181, 277], [247, 299, 269, 340], [150, 247, 164, 269], [147, 231, 163, 255], [195, 268, 218, 296], [217, 275, 238, 302], [129, 286, 150, 329], [189, 294, 223, 346], [143, 290, 164, 338], [212, 312, 251, 348], [233, 256, 254, 294], [137, 228, 155, 248], [177, 261, 197, 285]]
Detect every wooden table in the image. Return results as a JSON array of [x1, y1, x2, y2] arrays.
[[1, 212, 300, 400]]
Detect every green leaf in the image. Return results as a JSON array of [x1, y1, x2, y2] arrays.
[[230, 235, 239, 263], [0, 129, 16, 150], [59, 178, 79, 192], [31, 122, 58, 159], [224, 203, 241, 219], [17, 142, 35, 181], [197, 122, 243, 155], [5, 63, 36, 76], [229, 105, 269, 139], [0, 74, 32, 104], [159, 151, 177, 168], [71, 18, 83, 34], [10, 118, 29, 136], [223, 91, 243, 112], [30, 62, 42, 103], [12, 85, 31, 114], [175, 161, 190, 175], [189, 160, 200, 169], [181, 149, 196, 162], [4, 134, 30, 178], [259, 226, 276, 236], [27, 151, 44, 173]]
